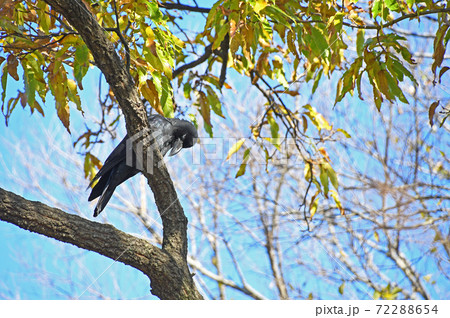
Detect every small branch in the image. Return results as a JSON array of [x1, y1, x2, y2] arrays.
[[112, 0, 130, 74], [173, 43, 213, 78], [343, 8, 450, 30], [219, 33, 230, 88], [159, 2, 210, 14], [297, 9, 450, 30]]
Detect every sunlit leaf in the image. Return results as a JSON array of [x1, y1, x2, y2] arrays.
[[254, 0, 268, 14], [337, 128, 351, 138], [235, 148, 251, 178], [338, 282, 345, 295], [310, 193, 320, 219], [330, 190, 344, 215], [226, 138, 246, 161]]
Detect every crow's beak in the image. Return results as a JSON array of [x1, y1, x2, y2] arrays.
[[169, 138, 183, 156]]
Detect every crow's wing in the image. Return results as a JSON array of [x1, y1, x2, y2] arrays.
[[88, 136, 128, 187], [90, 114, 171, 188], [89, 114, 188, 216], [88, 136, 138, 205], [148, 114, 176, 157]]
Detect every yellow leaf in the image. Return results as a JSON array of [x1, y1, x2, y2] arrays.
[[310, 195, 319, 220], [226, 138, 246, 161], [254, 0, 268, 14], [337, 128, 351, 138], [303, 104, 331, 131], [56, 99, 70, 134], [374, 231, 379, 242], [339, 282, 345, 295], [304, 161, 313, 180], [330, 190, 344, 215], [141, 79, 163, 115]]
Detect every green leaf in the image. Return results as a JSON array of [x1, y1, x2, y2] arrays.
[[310, 26, 329, 57], [205, 85, 225, 118], [160, 75, 174, 118], [24, 67, 36, 109], [235, 162, 247, 178], [312, 69, 323, 94], [389, 59, 417, 85], [146, 1, 163, 22], [74, 44, 89, 85], [356, 29, 365, 57], [385, 0, 400, 11], [204, 122, 213, 138], [372, 0, 382, 18], [267, 113, 279, 139], [1, 65, 8, 106], [213, 23, 230, 51], [235, 148, 251, 178], [339, 282, 345, 295], [320, 164, 329, 197], [183, 82, 191, 99], [264, 5, 293, 28], [267, 113, 281, 150], [327, 164, 339, 190], [188, 114, 198, 130], [75, 43, 89, 65]]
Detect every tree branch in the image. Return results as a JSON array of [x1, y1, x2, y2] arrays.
[[0, 187, 202, 299], [173, 43, 213, 78], [159, 2, 210, 14]]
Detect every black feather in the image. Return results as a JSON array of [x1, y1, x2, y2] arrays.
[[88, 114, 198, 217]]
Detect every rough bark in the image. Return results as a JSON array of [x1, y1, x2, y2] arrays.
[[0, 187, 202, 299], [1, 0, 202, 299]]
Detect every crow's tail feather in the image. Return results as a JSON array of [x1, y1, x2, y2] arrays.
[[93, 183, 116, 217], [88, 170, 111, 201]]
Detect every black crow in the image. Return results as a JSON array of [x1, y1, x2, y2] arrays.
[[88, 114, 198, 217]]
